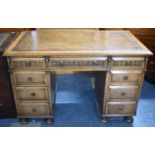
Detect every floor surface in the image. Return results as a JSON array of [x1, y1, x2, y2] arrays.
[[0, 73, 155, 127]]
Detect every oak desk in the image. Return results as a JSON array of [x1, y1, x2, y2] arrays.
[[3, 30, 152, 124]]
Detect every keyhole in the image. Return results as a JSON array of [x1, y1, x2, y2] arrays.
[[123, 76, 128, 80], [121, 92, 126, 96], [27, 77, 33, 81], [31, 92, 36, 96]]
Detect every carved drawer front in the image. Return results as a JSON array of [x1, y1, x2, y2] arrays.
[[110, 70, 142, 84], [18, 103, 49, 116], [15, 87, 48, 101], [111, 57, 145, 69], [13, 72, 47, 85], [50, 57, 107, 69], [108, 86, 139, 100], [11, 58, 46, 70], [106, 102, 136, 115]]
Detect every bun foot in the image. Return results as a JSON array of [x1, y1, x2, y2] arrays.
[[44, 118, 54, 125], [20, 118, 28, 125], [124, 116, 133, 123], [101, 117, 109, 123]]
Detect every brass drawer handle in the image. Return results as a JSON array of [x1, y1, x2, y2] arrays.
[[118, 106, 123, 111], [123, 76, 128, 80], [27, 77, 33, 81], [32, 108, 37, 113], [121, 92, 126, 96], [30, 92, 36, 96]]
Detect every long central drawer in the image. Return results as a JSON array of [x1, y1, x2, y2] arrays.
[[50, 57, 107, 70]]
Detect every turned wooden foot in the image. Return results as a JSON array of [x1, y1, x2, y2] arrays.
[[20, 118, 28, 125], [124, 116, 133, 123], [44, 118, 54, 125], [101, 117, 109, 123]]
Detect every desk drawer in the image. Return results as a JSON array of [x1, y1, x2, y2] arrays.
[[110, 70, 142, 84], [50, 57, 107, 70], [108, 86, 139, 100], [13, 72, 47, 85], [106, 102, 136, 115], [111, 57, 145, 69], [18, 102, 49, 116], [15, 87, 48, 101], [11, 58, 46, 70]]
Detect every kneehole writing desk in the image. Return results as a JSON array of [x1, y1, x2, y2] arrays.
[[3, 30, 152, 124]]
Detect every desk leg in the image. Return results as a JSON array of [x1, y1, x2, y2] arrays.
[[101, 117, 109, 123], [44, 118, 54, 125], [124, 116, 133, 123], [20, 118, 28, 125]]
